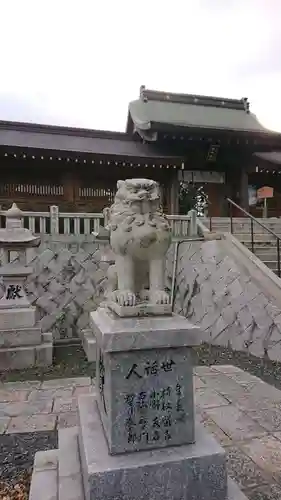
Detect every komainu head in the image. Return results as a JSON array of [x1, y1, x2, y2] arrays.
[[115, 178, 161, 206]]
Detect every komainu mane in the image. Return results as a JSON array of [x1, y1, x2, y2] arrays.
[[104, 178, 171, 307]]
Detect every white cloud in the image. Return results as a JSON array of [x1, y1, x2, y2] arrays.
[[0, 0, 280, 131]]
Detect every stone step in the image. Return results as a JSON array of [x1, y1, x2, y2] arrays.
[[29, 449, 58, 500], [208, 225, 281, 236], [204, 218, 281, 234], [58, 426, 84, 500], [244, 242, 278, 248], [252, 250, 280, 258], [235, 236, 277, 243], [205, 217, 281, 223], [260, 260, 280, 270], [29, 428, 85, 500], [254, 254, 280, 263], [250, 245, 280, 252]]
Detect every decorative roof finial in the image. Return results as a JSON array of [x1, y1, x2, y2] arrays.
[[6, 203, 23, 230]]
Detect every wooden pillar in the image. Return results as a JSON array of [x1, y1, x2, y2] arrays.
[[62, 171, 80, 209], [170, 174, 180, 214], [239, 168, 249, 212], [205, 184, 222, 217]]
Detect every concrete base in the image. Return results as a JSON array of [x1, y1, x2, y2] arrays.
[[77, 395, 247, 500], [80, 328, 96, 362], [0, 331, 53, 370], [0, 307, 36, 329], [29, 404, 248, 500]]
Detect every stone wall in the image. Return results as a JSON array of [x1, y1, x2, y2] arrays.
[[167, 238, 281, 362], [4, 232, 281, 361], [10, 236, 110, 340]]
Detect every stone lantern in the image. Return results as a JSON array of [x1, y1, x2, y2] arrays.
[[0, 203, 53, 370]]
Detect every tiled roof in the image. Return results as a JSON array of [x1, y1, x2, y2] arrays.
[[254, 152, 281, 165], [128, 87, 273, 139], [0, 121, 182, 161]]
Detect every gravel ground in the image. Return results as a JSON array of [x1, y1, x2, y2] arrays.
[[2, 342, 281, 498], [0, 470, 31, 500], [0, 344, 95, 383], [0, 431, 57, 499]]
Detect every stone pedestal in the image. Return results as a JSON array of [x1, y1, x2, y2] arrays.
[[0, 203, 53, 370], [0, 267, 53, 370], [29, 307, 248, 500], [92, 308, 197, 454]]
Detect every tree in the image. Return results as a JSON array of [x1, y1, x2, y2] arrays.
[[179, 183, 208, 216]]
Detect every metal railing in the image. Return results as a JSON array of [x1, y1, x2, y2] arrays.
[[227, 197, 281, 277]]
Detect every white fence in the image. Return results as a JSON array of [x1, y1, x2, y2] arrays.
[[0, 206, 195, 238]]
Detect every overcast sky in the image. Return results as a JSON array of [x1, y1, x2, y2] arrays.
[[1, 0, 281, 132]]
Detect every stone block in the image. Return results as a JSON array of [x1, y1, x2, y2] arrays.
[[0, 388, 29, 402], [35, 341, 53, 366], [42, 331, 53, 343], [91, 307, 201, 352], [0, 327, 42, 347], [53, 397, 78, 413], [59, 426, 81, 476], [7, 413, 57, 433], [199, 413, 231, 446], [57, 427, 86, 500], [195, 387, 231, 409], [36, 293, 58, 314], [0, 417, 9, 433], [92, 308, 200, 454], [0, 398, 53, 417], [73, 386, 96, 397], [81, 329, 96, 362], [78, 396, 228, 500], [41, 377, 91, 390], [4, 380, 41, 390], [34, 449, 58, 472], [29, 388, 73, 401], [0, 344, 35, 370], [205, 404, 267, 441], [76, 312, 90, 330], [0, 306, 36, 329], [57, 411, 79, 429], [29, 450, 58, 500], [241, 435, 281, 484]]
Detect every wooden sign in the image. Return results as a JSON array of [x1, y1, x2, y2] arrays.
[[179, 171, 225, 184], [257, 186, 274, 200]]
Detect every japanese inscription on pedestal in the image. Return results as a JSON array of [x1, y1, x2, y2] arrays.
[[98, 350, 107, 414], [124, 358, 186, 445], [5, 284, 22, 300]]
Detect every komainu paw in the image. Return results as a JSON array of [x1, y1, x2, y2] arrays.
[[149, 290, 170, 305], [116, 290, 137, 307]]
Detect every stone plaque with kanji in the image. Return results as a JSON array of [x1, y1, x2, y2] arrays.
[[96, 346, 194, 455]]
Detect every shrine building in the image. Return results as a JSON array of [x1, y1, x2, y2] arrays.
[[1, 86, 281, 216]]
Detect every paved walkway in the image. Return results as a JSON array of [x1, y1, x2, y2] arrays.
[[1, 366, 281, 498], [0, 376, 94, 434]]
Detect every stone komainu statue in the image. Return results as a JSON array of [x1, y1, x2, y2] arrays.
[[104, 178, 171, 307]]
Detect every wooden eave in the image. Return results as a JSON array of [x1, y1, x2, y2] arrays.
[[253, 152, 281, 169], [0, 120, 183, 165]]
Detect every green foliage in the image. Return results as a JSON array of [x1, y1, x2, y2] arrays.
[[179, 183, 208, 216]]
